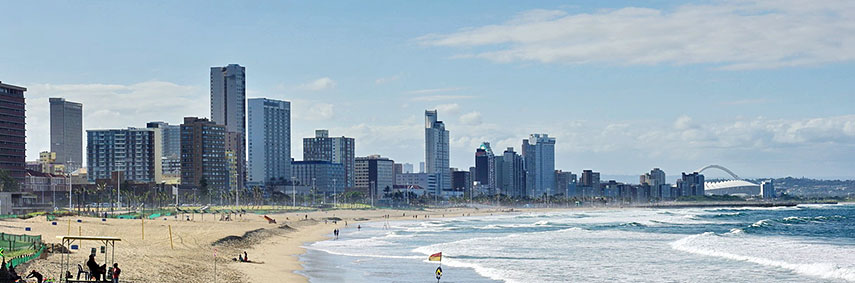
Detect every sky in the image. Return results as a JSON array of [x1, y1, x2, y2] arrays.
[[2, 0, 854, 181]]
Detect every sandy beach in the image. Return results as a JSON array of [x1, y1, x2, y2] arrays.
[[3, 207, 524, 282]]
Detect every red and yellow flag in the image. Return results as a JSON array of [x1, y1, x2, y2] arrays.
[[429, 252, 442, 261]]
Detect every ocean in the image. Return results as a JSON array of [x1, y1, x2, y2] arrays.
[[300, 204, 855, 282]]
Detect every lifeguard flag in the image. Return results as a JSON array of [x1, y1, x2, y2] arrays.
[[429, 252, 442, 261]]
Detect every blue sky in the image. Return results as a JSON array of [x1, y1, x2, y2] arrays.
[[2, 1, 854, 180]]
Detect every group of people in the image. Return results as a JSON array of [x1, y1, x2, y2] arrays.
[[1, 258, 45, 283], [235, 251, 250, 263], [87, 254, 121, 283]]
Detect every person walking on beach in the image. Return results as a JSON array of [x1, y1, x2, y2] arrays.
[[357, 225, 361, 231], [111, 263, 121, 283]]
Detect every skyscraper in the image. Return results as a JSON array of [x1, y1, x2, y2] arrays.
[[425, 110, 450, 195], [495, 147, 525, 197], [87, 128, 162, 183], [49, 98, 83, 172], [210, 64, 246, 190], [180, 117, 226, 192], [522, 134, 556, 197], [247, 98, 291, 187], [303, 129, 356, 188], [641, 168, 668, 199], [677, 172, 705, 197], [0, 81, 27, 182], [474, 142, 496, 189]]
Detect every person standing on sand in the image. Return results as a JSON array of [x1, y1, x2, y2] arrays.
[[111, 263, 120, 283]]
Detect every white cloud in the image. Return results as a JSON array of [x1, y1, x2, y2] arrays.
[[291, 99, 335, 121], [674, 115, 696, 130], [25, 81, 207, 160], [411, 95, 475, 102], [432, 103, 460, 115], [375, 75, 400, 85], [459, 111, 483, 125], [298, 77, 336, 91], [419, 1, 855, 69], [405, 87, 465, 94]]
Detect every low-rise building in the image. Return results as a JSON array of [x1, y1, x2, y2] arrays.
[[291, 160, 346, 195]]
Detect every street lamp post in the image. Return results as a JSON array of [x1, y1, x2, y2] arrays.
[[370, 181, 375, 208], [67, 171, 72, 211], [291, 177, 296, 208], [333, 179, 337, 208], [312, 178, 316, 206], [117, 171, 122, 210]]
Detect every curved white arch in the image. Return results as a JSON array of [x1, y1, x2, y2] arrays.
[[695, 165, 740, 180]]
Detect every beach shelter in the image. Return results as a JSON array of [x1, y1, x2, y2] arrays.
[[56, 235, 121, 283]]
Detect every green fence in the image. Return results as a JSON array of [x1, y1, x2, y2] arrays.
[[0, 232, 42, 251], [4, 245, 45, 268]]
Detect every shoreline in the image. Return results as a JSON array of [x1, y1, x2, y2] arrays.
[[240, 202, 850, 282], [236, 206, 599, 283], [8, 203, 844, 282]]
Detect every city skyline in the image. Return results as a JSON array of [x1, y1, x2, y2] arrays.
[[3, 1, 855, 179]]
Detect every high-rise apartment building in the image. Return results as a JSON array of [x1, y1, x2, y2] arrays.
[[677, 172, 705, 197], [579, 169, 601, 197], [555, 170, 577, 197], [146, 122, 181, 158], [424, 110, 450, 195], [495, 147, 525, 197], [210, 64, 246, 190], [0, 81, 26, 182], [303, 130, 355, 187], [452, 169, 471, 193], [146, 122, 181, 176], [355, 155, 395, 199], [522, 134, 556, 197], [180, 117, 226, 191], [760, 180, 775, 199], [247, 98, 291, 187], [474, 142, 496, 189], [49, 98, 83, 172], [641, 168, 668, 199], [87, 128, 162, 183]]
